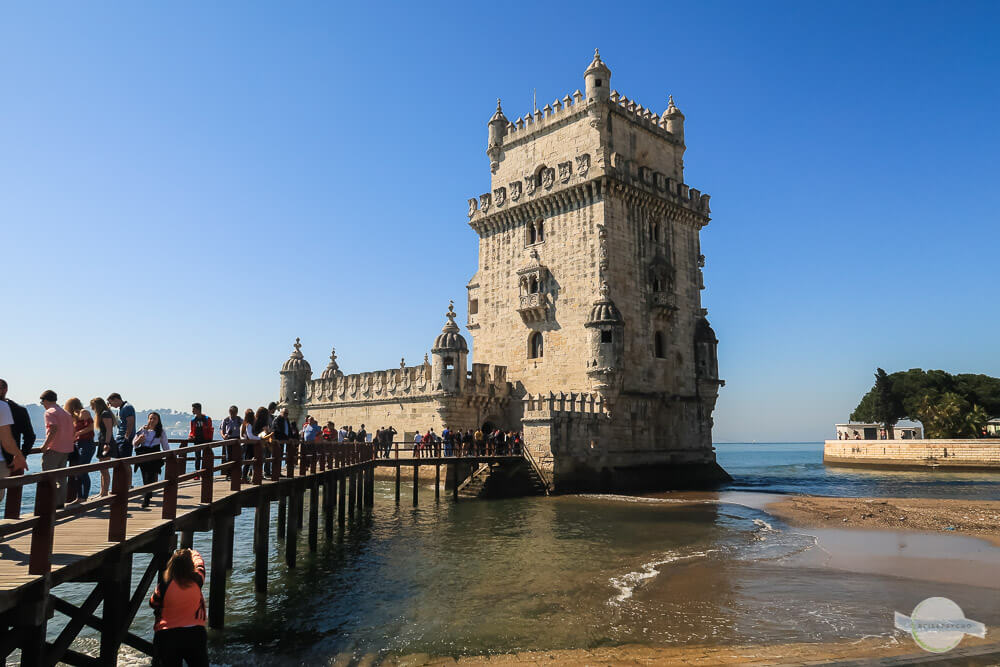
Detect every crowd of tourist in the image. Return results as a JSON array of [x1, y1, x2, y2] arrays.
[[0, 377, 528, 511]]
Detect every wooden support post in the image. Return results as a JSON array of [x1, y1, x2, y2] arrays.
[[297, 480, 304, 529], [180, 530, 193, 549], [226, 518, 235, 571], [285, 491, 298, 568], [200, 446, 214, 504], [108, 459, 130, 543], [452, 463, 459, 501], [435, 464, 441, 500], [367, 465, 375, 507], [347, 471, 356, 521], [99, 553, 132, 663], [230, 438, 243, 492], [16, 597, 47, 667], [162, 452, 179, 519], [395, 466, 401, 504], [323, 474, 334, 539], [254, 497, 270, 594], [277, 497, 286, 541], [308, 480, 319, 552], [337, 473, 346, 529], [413, 465, 419, 506], [28, 476, 56, 575], [356, 470, 364, 514], [209, 514, 233, 628]]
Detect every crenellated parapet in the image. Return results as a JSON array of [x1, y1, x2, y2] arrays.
[[304, 360, 509, 407], [522, 391, 609, 421], [607, 152, 711, 218]]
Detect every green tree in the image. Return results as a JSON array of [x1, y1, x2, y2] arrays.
[[965, 404, 989, 438], [871, 368, 902, 438]]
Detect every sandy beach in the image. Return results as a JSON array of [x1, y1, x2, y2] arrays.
[[380, 636, 999, 665], [766, 495, 1000, 547]]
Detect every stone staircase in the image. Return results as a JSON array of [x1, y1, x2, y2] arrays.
[[457, 459, 549, 499]]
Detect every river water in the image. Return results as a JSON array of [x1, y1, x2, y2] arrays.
[[12, 443, 1000, 664]]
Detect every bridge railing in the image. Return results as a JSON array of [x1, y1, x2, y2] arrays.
[[372, 439, 524, 459], [0, 438, 375, 576]]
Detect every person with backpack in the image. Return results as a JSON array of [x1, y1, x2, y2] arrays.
[[149, 548, 208, 666], [0, 379, 36, 458]]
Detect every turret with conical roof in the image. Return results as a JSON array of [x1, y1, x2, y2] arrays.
[[585, 282, 625, 397], [279, 338, 312, 417], [431, 301, 469, 393], [321, 347, 342, 380], [584, 48, 611, 103], [487, 98, 508, 173], [663, 95, 685, 144]]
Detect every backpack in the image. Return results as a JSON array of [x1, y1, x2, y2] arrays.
[[4, 399, 36, 460]]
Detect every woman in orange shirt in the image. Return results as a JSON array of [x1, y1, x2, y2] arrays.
[[149, 548, 208, 666]]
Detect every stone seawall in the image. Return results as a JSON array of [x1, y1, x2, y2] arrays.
[[824, 440, 1000, 469]]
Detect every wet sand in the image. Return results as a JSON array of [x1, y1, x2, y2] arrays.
[[381, 636, 999, 665], [766, 495, 1000, 547]]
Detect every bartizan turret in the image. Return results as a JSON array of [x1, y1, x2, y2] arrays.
[[486, 99, 508, 174], [431, 301, 469, 394], [279, 337, 311, 424], [585, 282, 625, 406], [584, 48, 611, 103], [663, 95, 685, 144]]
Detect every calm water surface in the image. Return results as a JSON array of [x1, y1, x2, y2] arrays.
[[11, 442, 1000, 664]]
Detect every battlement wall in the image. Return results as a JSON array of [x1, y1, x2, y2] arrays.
[[824, 440, 1000, 469], [522, 391, 608, 419], [305, 362, 508, 406]]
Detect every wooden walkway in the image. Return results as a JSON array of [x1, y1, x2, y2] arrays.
[[0, 438, 544, 666]]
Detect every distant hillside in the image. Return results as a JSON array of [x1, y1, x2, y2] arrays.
[[23, 404, 204, 442]]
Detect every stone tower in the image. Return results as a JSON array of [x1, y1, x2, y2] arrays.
[[431, 301, 469, 394], [466, 50, 727, 491]]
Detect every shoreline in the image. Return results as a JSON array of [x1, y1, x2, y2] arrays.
[[764, 494, 1000, 547], [378, 636, 1000, 665]]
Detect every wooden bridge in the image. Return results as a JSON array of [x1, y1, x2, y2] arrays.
[[0, 438, 548, 665]]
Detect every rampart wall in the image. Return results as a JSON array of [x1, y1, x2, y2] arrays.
[[824, 440, 1000, 469]]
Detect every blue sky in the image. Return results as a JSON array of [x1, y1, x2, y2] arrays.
[[1, 2, 997, 441]]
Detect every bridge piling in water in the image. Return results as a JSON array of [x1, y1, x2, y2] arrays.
[[0, 439, 538, 665]]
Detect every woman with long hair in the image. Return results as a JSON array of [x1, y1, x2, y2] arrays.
[[149, 547, 208, 666], [64, 397, 95, 503], [240, 407, 258, 481], [254, 406, 272, 475], [89, 397, 118, 496], [133, 412, 169, 508]]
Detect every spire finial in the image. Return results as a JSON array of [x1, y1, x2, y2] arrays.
[[294, 337, 301, 352], [497, 98, 502, 111], [600, 281, 610, 299], [329, 347, 337, 364], [401, 357, 406, 369], [594, 48, 600, 60], [423, 353, 429, 366], [290, 337, 303, 359], [447, 300, 456, 323], [668, 94, 675, 107]]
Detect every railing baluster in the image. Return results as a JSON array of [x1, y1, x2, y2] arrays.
[[253, 440, 263, 485], [4, 468, 24, 520], [108, 460, 129, 542], [28, 475, 56, 575], [287, 441, 298, 478], [230, 439, 242, 492], [201, 446, 214, 503], [162, 452, 179, 520]]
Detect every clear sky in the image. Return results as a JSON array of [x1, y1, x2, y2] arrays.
[[2, 2, 998, 442]]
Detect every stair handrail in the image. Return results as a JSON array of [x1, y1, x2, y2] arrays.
[[456, 462, 491, 494], [519, 443, 551, 495]]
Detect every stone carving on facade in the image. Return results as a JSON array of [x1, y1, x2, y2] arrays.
[[525, 174, 537, 195], [493, 187, 506, 207], [576, 153, 590, 176], [516, 249, 551, 323], [509, 180, 522, 201], [597, 223, 609, 273], [558, 161, 572, 183], [541, 167, 555, 190], [467, 198, 478, 217], [479, 193, 491, 212]]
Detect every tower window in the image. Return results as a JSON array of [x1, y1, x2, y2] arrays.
[[596, 79, 602, 87], [601, 329, 613, 344], [537, 220, 544, 241], [529, 277, 539, 293], [528, 224, 536, 245], [654, 332, 665, 359], [469, 298, 478, 315], [528, 332, 544, 359], [444, 357, 455, 371]]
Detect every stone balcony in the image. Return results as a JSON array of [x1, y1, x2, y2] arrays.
[[650, 292, 678, 317], [518, 292, 550, 323]]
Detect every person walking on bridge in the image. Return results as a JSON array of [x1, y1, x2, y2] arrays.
[[65, 397, 94, 503], [188, 402, 213, 474], [134, 412, 169, 508], [0, 388, 28, 500], [40, 390, 75, 507], [149, 548, 208, 667], [0, 379, 35, 471], [90, 397, 117, 496]]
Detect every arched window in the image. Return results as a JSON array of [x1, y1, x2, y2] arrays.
[[537, 220, 544, 242], [652, 221, 660, 242], [527, 224, 537, 245], [652, 276, 664, 293], [528, 332, 544, 359], [529, 276, 539, 293], [654, 331, 665, 359]]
